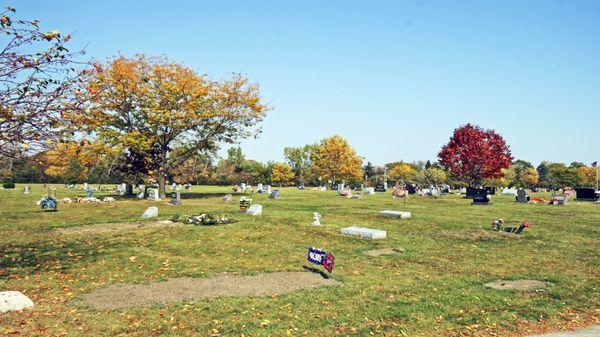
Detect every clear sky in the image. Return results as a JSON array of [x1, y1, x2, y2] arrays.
[[11, 0, 600, 166]]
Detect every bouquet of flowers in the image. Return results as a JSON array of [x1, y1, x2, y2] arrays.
[[172, 213, 235, 226]]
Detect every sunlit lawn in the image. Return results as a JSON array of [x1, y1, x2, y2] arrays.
[[0, 184, 598, 336]]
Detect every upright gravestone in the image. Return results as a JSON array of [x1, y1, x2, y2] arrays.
[[269, 189, 281, 199], [223, 194, 233, 202], [23, 185, 30, 194], [86, 187, 94, 198], [516, 189, 530, 203], [170, 191, 181, 205], [246, 204, 262, 216], [471, 188, 491, 205], [0, 291, 34, 313], [147, 188, 161, 201], [364, 187, 375, 195], [375, 183, 386, 192], [141, 206, 158, 219], [261, 184, 271, 194]]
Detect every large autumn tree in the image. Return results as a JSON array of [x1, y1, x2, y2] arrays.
[[438, 123, 512, 186], [72, 55, 267, 197], [0, 7, 88, 160], [312, 135, 362, 184]]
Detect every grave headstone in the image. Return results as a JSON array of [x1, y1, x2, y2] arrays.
[[170, 191, 181, 205], [83, 182, 88, 190], [246, 204, 262, 216], [575, 187, 599, 201], [0, 291, 34, 313], [407, 183, 418, 194], [268, 189, 281, 199], [551, 194, 568, 205], [337, 183, 345, 192], [147, 188, 161, 201], [86, 187, 94, 198], [141, 206, 158, 219], [375, 183, 386, 192], [341, 226, 387, 239], [516, 189, 530, 203], [502, 187, 518, 195], [23, 185, 30, 194], [223, 194, 233, 202], [379, 210, 411, 219], [256, 183, 263, 192], [364, 187, 375, 195], [261, 184, 272, 194], [471, 188, 491, 205], [136, 190, 145, 199]]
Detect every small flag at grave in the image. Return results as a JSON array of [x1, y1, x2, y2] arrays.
[[306, 247, 335, 273]]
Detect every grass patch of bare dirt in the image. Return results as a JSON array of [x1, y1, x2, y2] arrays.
[[485, 280, 551, 291], [81, 271, 341, 309], [363, 248, 405, 257], [56, 220, 182, 234]]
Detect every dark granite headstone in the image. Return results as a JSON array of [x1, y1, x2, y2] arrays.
[[170, 191, 181, 205], [471, 188, 491, 205], [269, 189, 281, 199], [575, 187, 599, 201], [375, 183, 386, 192], [407, 183, 418, 194], [516, 188, 530, 203]]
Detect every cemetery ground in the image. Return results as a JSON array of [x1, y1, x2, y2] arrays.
[[0, 185, 598, 337]]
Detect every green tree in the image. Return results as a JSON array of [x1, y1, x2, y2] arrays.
[[283, 145, 313, 185], [537, 162, 551, 187]]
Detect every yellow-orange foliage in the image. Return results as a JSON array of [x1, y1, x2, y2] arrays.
[[312, 135, 363, 182], [271, 162, 295, 186], [519, 167, 539, 186]]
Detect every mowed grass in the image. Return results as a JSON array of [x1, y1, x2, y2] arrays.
[[0, 184, 598, 336]]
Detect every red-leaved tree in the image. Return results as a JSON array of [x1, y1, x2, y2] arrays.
[[438, 123, 512, 186]]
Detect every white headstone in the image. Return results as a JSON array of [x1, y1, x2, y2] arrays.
[[0, 291, 34, 313], [246, 204, 262, 216], [83, 182, 88, 190], [147, 188, 161, 201], [23, 185, 30, 194], [379, 210, 411, 219], [502, 187, 518, 195], [141, 206, 158, 219], [223, 194, 232, 202], [256, 183, 263, 192], [364, 187, 375, 194], [341, 226, 387, 239], [240, 183, 247, 191]]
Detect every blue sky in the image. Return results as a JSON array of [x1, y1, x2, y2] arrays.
[[11, 0, 600, 166]]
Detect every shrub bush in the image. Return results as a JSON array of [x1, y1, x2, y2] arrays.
[[2, 181, 16, 189]]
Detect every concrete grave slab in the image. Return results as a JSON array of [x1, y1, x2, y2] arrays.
[[341, 226, 386, 239]]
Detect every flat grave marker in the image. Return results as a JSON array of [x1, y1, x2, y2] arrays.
[[379, 210, 411, 219], [341, 226, 387, 239]]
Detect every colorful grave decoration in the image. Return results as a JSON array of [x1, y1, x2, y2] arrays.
[[491, 219, 530, 234], [307, 247, 335, 273], [171, 213, 235, 226]]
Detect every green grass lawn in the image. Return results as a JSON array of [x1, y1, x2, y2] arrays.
[[0, 184, 598, 336]]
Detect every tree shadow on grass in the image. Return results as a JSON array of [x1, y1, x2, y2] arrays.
[[0, 239, 122, 280]]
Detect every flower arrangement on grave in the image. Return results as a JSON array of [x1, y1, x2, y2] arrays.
[[491, 219, 530, 234], [37, 192, 58, 212], [239, 197, 252, 211], [171, 213, 235, 226]]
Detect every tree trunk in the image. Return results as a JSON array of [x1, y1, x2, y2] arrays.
[[158, 171, 166, 199]]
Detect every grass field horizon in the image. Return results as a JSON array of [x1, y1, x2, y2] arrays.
[[1, 184, 598, 336]]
